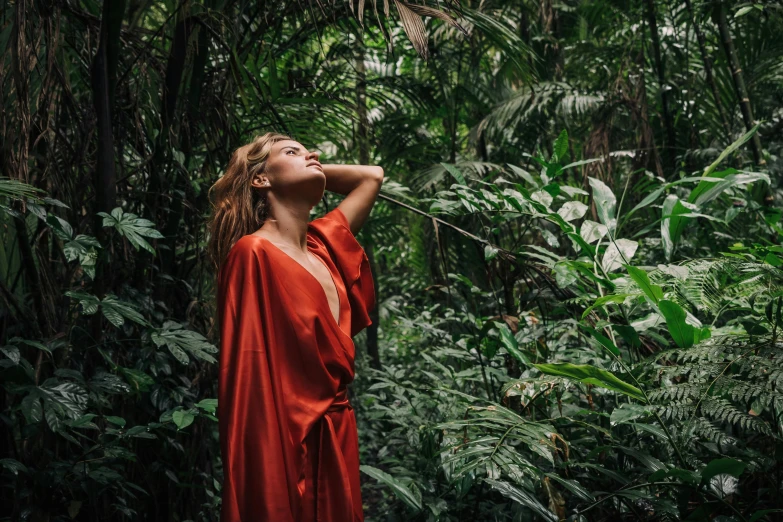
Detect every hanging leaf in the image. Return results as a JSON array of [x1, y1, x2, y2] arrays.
[[661, 195, 688, 262], [557, 201, 588, 222], [360, 465, 423, 512], [98, 207, 165, 255], [441, 162, 467, 185], [588, 177, 617, 233], [552, 129, 569, 164], [151, 321, 219, 365], [601, 239, 638, 272], [494, 321, 531, 365], [484, 478, 558, 522], [581, 294, 632, 319], [580, 220, 608, 244], [626, 265, 663, 304], [702, 123, 759, 177], [612, 324, 641, 348], [581, 325, 621, 356], [629, 186, 665, 216], [690, 171, 770, 207]]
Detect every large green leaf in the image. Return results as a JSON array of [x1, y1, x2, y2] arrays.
[[151, 321, 219, 365], [495, 321, 531, 365], [533, 363, 644, 400], [484, 478, 558, 522], [626, 265, 662, 304], [661, 195, 689, 262], [700, 458, 747, 486], [98, 207, 165, 255], [360, 465, 422, 512], [689, 171, 770, 207], [658, 300, 710, 348], [580, 220, 608, 244], [702, 123, 760, 178], [581, 325, 620, 356], [601, 239, 638, 272], [588, 177, 616, 233]]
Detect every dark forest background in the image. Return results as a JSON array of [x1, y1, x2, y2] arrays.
[[2, 0, 783, 520]]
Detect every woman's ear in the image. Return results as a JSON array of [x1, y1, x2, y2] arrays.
[[252, 173, 271, 189]]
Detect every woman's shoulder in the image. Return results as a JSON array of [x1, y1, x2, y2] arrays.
[[223, 234, 269, 267], [308, 207, 351, 232]]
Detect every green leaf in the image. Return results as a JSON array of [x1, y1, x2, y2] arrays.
[[629, 186, 665, 216], [700, 458, 747, 486], [554, 262, 578, 288], [172, 410, 195, 431], [557, 201, 588, 222], [552, 129, 569, 164], [702, 123, 759, 178], [649, 467, 700, 486], [533, 363, 644, 400], [691, 171, 770, 207], [484, 478, 558, 522], [441, 162, 467, 185], [580, 220, 608, 244], [544, 473, 594, 502], [610, 403, 651, 426], [588, 177, 616, 233], [749, 510, 783, 522], [98, 208, 164, 255], [601, 239, 638, 272], [581, 294, 631, 319], [151, 321, 218, 365], [105, 416, 126, 427], [0, 458, 29, 476], [100, 294, 150, 328], [612, 324, 641, 348], [484, 244, 499, 260], [741, 321, 769, 336], [360, 465, 423, 512], [658, 300, 694, 348], [581, 325, 621, 356], [494, 321, 530, 365], [626, 265, 662, 304], [661, 195, 688, 262]]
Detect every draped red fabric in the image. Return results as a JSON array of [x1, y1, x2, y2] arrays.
[[217, 207, 376, 522]]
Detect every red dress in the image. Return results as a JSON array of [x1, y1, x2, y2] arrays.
[[217, 207, 376, 522]]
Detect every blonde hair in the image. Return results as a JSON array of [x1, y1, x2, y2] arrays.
[[206, 132, 292, 272]]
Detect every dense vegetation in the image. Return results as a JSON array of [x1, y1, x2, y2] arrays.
[[2, 0, 782, 520]]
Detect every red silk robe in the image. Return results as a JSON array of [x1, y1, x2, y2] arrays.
[[217, 207, 376, 522]]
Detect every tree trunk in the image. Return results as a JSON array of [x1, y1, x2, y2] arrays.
[[713, 1, 765, 165], [356, 35, 382, 370], [160, 15, 204, 279], [90, 0, 125, 341], [683, 0, 733, 142], [643, 0, 677, 176]]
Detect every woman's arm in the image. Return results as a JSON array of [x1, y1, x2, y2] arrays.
[[321, 164, 384, 236]]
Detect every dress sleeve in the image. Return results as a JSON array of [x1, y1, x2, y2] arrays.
[[309, 207, 377, 337], [216, 240, 295, 522]]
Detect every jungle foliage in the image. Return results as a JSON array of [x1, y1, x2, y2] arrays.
[[1, 0, 782, 521]]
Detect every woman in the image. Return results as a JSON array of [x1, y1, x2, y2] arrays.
[[207, 132, 383, 521]]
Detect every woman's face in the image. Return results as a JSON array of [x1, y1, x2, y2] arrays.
[[255, 140, 322, 194]]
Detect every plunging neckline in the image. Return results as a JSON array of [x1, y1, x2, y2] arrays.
[[249, 234, 342, 328]]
